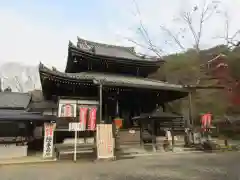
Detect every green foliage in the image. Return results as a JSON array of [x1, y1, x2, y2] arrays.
[[152, 45, 239, 118], [228, 50, 240, 80], [160, 50, 201, 84]]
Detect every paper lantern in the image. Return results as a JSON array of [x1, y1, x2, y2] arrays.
[[114, 118, 123, 129]]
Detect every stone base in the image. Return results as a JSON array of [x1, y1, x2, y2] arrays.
[[95, 156, 116, 162], [0, 144, 28, 159]]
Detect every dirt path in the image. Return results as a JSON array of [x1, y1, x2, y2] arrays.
[[0, 152, 239, 180]]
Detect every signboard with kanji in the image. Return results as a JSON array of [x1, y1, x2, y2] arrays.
[[58, 99, 77, 117], [96, 124, 114, 159], [43, 123, 56, 158], [68, 122, 81, 131]]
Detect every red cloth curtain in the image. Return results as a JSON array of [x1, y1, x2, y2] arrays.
[[88, 107, 97, 131]]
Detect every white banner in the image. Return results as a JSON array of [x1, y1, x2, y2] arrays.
[[58, 99, 77, 117], [43, 123, 56, 159], [68, 122, 81, 131]]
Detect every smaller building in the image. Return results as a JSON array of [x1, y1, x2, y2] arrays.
[[0, 91, 55, 159]]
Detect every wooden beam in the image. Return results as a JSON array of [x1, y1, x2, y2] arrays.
[[186, 85, 224, 89]]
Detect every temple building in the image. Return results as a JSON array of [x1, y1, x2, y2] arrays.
[[39, 37, 189, 154], [0, 91, 56, 159]]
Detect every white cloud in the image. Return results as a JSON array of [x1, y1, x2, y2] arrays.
[[107, 0, 240, 53], [0, 0, 240, 70], [0, 8, 120, 70], [0, 9, 68, 70]]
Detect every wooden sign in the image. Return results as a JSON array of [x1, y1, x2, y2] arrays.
[[96, 124, 114, 159], [68, 122, 81, 131], [43, 123, 56, 159], [58, 99, 77, 117]]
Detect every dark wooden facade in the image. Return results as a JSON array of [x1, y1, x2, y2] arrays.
[[0, 92, 55, 145], [65, 38, 163, 77], [39, 37, 189, 130]]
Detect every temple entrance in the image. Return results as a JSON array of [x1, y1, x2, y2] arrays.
[[53, 99, 99, 161]]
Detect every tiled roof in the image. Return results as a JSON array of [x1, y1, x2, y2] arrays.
[[28, 101, 57, 110], [71, 37, 162, 62], [0, 109, 56, 121], [132, 111, 183, 120], [0, 92, 31, 109], [39, 64, 188, 93]]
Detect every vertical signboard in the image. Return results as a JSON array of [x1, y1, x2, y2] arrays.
[[96, 124, 114, 159], [68, 122, 81, 131], [43, 123, 56, 159], [58, 99, 77, 117]]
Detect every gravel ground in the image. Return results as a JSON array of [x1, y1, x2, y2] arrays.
[[0, 152, 239, 180]]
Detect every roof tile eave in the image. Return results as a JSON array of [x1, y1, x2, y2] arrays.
[[39, 64, 188, 93], [77, 36, 135, 51], [68, 45, 162, 64]]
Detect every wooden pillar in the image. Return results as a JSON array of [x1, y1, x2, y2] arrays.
[[104, 102, 108, 123], [188, 91, 193, 128], [115, 89, 120, 117], [162, 103, 166, 112], [116, 100, 119, 117], [151, 119, 156, 152], [188, 91, 194, 144], [99, 83, 103, 123], [140, 121, 143, 147], [171, 127, 174, 152]]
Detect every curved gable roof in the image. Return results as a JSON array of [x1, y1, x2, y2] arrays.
[[0, 92, 31, 109], [70, 37, 163, 62]]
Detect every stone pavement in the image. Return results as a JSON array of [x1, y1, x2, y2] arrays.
[[0, 156, 56, 165], [0, 151, 239, 180]]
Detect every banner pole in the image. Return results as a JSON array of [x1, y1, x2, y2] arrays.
[[74, 129, 77, 162]]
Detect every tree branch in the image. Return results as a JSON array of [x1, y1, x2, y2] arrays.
[[180, 0, 219, 53], [221, 12, 240, 49], [160, 26, 185, 51], [27, 75, 36, 89], [131, 0, 163, 58], [14, 76, 23, 92]]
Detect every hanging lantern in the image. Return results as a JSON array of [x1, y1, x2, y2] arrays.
[[114, 117, 123, 129]]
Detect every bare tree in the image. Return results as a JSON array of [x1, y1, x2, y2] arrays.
[[27, 75, 36, 90], [221, 12, 240, 49], [129, 0, 220, 55], [14, 76, 24, 92], [159, 26, 185, 51], [126, 0, 164, 58], [167, 0, 220, 53]]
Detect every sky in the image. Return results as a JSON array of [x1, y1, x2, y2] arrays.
[[0, 0, 240, 70]]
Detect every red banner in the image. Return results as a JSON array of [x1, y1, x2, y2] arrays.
[[45, 125, 54, 136], [201, 113, 212, 131], [43, 123, 56, 158], [79, 107, 88, 131], [88, 107, 97, 131]]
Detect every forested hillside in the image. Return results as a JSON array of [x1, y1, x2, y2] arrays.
[[152, 45, 240, 120]]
